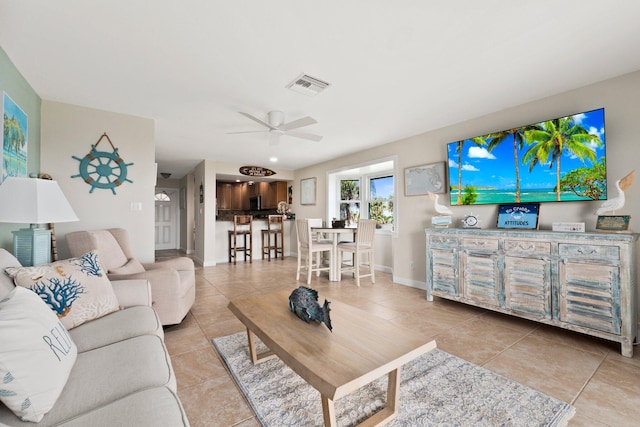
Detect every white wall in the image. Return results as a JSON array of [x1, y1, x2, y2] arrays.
[[191, 160, 219, 266], [40, 101, 156, 262], [291, 70, 640, 288], [179, 173, 196, 254]]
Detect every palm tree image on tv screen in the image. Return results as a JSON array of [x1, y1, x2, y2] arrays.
[[447, 108, 606, 205]]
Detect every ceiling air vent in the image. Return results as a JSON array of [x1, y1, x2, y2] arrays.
[[286, 73, 330, 96]]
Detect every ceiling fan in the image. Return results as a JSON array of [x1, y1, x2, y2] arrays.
[[228, 110, 322, 143]]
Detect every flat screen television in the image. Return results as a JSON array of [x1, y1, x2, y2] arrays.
[[447, 107, 606, 205]]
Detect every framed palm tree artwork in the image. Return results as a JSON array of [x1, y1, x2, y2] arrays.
[[1, 91, 28, 182]]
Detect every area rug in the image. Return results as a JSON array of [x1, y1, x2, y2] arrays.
[[212, 332, 575, 427]]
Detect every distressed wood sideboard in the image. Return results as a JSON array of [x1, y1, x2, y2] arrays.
[[425, 228, 639, 357]]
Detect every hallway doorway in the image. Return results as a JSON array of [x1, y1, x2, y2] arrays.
[[155, 188, 179, 250]]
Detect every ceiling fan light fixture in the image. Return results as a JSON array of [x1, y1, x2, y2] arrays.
[[268, 111, 284, 127]]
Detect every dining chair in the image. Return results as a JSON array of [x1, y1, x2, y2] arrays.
[[337, 219, 376, 286], [295, 219, 333, 284], [228, 215, 253, 264], [261, 214, 284, 261], [306, 218, 332, 244]]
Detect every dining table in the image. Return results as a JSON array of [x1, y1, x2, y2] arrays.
[[311, 226, 356, 281]]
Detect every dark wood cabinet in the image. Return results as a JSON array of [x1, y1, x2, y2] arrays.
[[218, 180, 287, 210], [216, 182, 232, 210], [268, 181, 288, 208]]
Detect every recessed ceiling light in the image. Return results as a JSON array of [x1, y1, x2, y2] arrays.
[[270, 157, 278, 162]]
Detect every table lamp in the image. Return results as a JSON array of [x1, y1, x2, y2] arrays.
[[0, 177, 78, 266]]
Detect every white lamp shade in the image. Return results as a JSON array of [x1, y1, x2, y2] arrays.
[[0, 177, 78, 224]]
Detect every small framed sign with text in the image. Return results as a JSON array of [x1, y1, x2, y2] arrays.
[[596, 215, 631, 232], [497, 203, 540, 230]]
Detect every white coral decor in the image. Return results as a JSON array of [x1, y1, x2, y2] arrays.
[[277, 201, 291, 215]]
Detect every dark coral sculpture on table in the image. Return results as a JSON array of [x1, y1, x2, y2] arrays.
[[288, 286, 333, 332]]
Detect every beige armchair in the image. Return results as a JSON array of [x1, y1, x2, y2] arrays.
[[66, 228, 195, 325]]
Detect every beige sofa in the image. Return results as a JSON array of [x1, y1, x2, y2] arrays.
[[0, 249, 190, 426], [65, 228, 196, 325]]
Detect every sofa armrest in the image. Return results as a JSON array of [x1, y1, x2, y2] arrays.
[[143, 257, 194, 272], [111, 279, 152, 308]]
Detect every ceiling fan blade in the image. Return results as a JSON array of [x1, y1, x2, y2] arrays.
[[279, 116, 317, 131], [269, 133, 280, 146], [238, 112, 277, 130], [226, 130, 266, 135], [284, 130, 323, 142]]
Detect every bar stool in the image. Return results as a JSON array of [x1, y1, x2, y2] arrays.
[[261, 215, 284, 261], [228, 215, 253, 264]]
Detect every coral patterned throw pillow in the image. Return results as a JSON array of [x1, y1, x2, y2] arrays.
[[4, 251, 120, 329]]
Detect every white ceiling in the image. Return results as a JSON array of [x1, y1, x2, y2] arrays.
[[2, 1, 640, 179]]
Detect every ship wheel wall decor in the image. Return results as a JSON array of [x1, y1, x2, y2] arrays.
[[71, 133, 134, 194]]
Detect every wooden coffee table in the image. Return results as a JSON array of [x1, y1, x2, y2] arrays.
[[228, 289, 437, 426]]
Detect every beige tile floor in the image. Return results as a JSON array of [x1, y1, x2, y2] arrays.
[[158, 251, 640, 427]]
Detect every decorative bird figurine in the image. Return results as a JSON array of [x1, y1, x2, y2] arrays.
[[288, 286, 333, 332], [428, 191, 453, 215], [595, 170, 634, 215]]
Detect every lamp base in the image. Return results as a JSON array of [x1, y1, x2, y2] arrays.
[[12, 228, 52, 267]]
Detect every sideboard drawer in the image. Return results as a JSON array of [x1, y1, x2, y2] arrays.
[[559, 244, 619, 261], [504, 240, 551, 255], [462, 237, 499, 251], [429, 235, 458, 248]]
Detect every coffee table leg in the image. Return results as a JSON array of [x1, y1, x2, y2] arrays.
[[320, 367, 401, 427], [321, 395, 337, 427], [246, 329, 276, 364], [386, 367, 400, 416]]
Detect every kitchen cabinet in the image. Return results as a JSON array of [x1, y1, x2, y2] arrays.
[[232, 183, 247, 210], [216, 182, 232, 210], [217, 181, 247, 210], [245, 181, 287, 209], [265, 181, 287, 209], [425, 228, 638, 357]]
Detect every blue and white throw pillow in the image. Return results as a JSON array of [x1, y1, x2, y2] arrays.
[[0, 286, 77, 422], [5, 250, 120, 329]]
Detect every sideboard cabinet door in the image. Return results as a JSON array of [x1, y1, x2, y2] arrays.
[[426, 234, 459, 300], [503, 239, 552, 319], [558, 243, 621, 334], [461, 237, 501, 307]]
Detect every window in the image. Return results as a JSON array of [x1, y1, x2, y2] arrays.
[[328, 158, 396, 232], [339, 179, 360, 224], [155, 191, 171, 201], [369, 175, 394, 228]]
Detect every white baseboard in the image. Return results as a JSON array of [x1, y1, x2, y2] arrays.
[[392, 275, 426, 290]]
